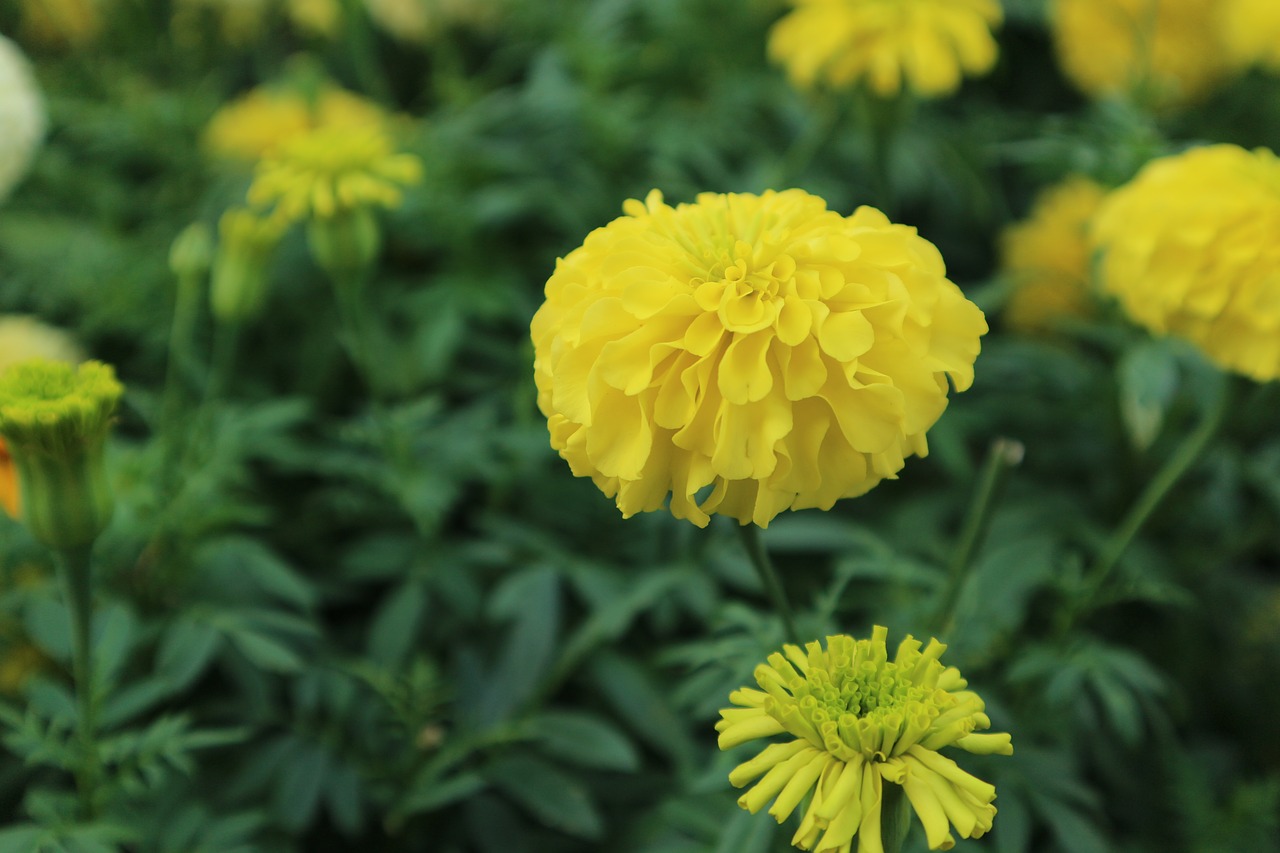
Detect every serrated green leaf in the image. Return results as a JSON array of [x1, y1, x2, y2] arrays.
[[486, 753, 603, 840], [529, 710, 639, 772], [156, 618, 222, 692]]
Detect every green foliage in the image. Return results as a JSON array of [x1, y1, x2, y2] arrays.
[[1, 0, 1279, 850]]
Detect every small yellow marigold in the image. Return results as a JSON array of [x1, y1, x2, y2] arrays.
[[999, 176, 1106, 334], [768, 0, 1002, 98], [531, 189, 987, 528], [1049, 0, 1237, 107], [362, 0, 502, 43], [718, 628, 1012, 852], [1092, 144, 1280, 382], [248, 125, 423, 224], [20, 0, 104, 49], [204, 85, 387, 163], [1221, 0, 1280, 72]]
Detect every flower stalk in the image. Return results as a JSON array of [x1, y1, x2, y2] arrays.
[[54, 544, 99, 818], [738, 524, 800, 646]]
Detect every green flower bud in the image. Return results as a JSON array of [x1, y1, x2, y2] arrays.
[[169, 222, 214, 282], [0, 359, 123, 549], [211, 209, 285, 323], [306, 206, 380, 281]]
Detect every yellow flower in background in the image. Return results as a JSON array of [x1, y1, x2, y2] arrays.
[[1092, 145, 1280, 382], [248, 125, 423, 224], [1049, 0, 1237, 107], [768, 0, 1002, 97], [205, 85, 388, 163], [0, 441, 17, 519], [286, 0, 341, 37], [999, 177, 1106, 334], [1222, 0, 1280, 72], [718, 628, 1012, 852], [19, 0, 104, 49], [531, 189, 987, 529], [362, 0, 503, 43], [0, 36, 46, 205]]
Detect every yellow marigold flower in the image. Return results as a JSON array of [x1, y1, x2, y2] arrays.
[[248, 126, 423, 224], [719, 629, 1012, 852], [362, 0, 502, 43], [999, 177, 1106, 334], [204, 85, 388, 163], [1092, 144, 1280, 382], [1049, 0, 1237, 107], [767, 0, 1002, 98], [531, 189, 987, 529], [20, 0, 104, 49], [1222, 0, 1280, 72], [287, 0, 340, 37]]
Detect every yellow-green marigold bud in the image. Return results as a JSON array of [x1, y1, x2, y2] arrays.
[[718, 628, 1012, 852], [0, 359, 123, 549], [211, 208, 285, 323], [169, 221, 214, 282]]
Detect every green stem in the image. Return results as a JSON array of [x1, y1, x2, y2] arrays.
[[767, 96, 841, 189], [54, 545, 99, 819], [206, 319, 242, 404], [738, 525, 800, 646], [159, 273, 202, 493], [933, 438, 1023, 636], [1062, 381, 1232, 632]]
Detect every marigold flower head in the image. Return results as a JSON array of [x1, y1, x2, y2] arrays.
[[531, 189, 987, 528], [0, 36, 46, 205], [19, 0, 104, 49], [363, 0, 503, 43], [1222, 0, 1280, 72], [1092, 144, 1280, 382], [718, 628, 1012, 852], [999, 176, 1106, 334], [204, 84, 388, 163], [768, 0, 1002, 98], [248, 125, 423, 225], [1049, 0, 1237, 107]]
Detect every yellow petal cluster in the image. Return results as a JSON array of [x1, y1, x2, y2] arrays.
[[1092, 144, 1280, 382], [1049, 0, 1237, 107], [1221, 0, 1280, 72], [362, 0, 502, 44], [718, 628, 1012, 852], [0, 359, 124, 457], [531, 189, 987, 528], [767, 0, 1002, 98], [19, 0, 104, 49], [248, 126, 423, 224], [999, 176, 1106, 334], [204, 85, 388, 163]]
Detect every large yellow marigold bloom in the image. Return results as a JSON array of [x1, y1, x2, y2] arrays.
[[767, 0, 1002, 97], [204, 85, 387, 163], [999, 176, 1106, 334], [1222, 0, 1280, 72], [1049, 0, 1237, 107], [719, 628, 1012, 852], [1092, 145, 1280, 382], [531, 189, 986, 528]]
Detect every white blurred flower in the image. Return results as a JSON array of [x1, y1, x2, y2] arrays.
[[0, 36, 46, 203]]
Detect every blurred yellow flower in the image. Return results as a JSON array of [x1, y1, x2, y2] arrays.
[[20, 0, 103, 49], [531, 189, 987, 529], [0, 441, 16, 519], [1222, 0, 1280, 72], [0, 36, 46, 205], [287, 0, 341, 37], [1049, 0, 1237, 107], [999, 177, 1106, 334], [205, 85, 388, 163], [248, 126, 423, 224], [768, 0, 1002, 97], [718, 628, 1012, 852], [1093, 144, 1280, 382], [363, 0, 503, 43]]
